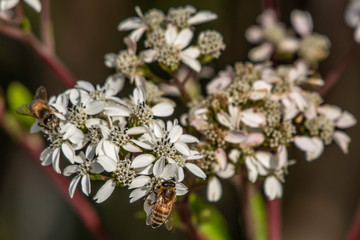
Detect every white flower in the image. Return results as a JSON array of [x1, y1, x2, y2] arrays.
[[105, 38, 146, 87], [294, 136, 324, 161], [216, 105, 266, 143], [131, 120, 198, 170], [144, 25, 201, 72], [206, 149, 237, 202], [129, 162, 187, 203], [117, 6, 166, 42], [40, 123, 85, 174], [0, 0, 41, 13], [63, 152, 104, 198]]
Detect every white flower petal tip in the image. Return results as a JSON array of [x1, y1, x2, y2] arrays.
[[294, 136, 324, 161], [185, 163, 206, 179], [264, 176, 283, 200], [207, 177, 222, 202], [94, 180, 116, 203], [215, 148, 227, 171], [131, 154, 155, 168], [333, 131, 351, 154], [290, 9, 313, 37]]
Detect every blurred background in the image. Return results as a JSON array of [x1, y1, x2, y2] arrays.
[[0, 0, 359, 239]]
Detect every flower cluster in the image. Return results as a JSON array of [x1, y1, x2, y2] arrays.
[[105, 5, 225, 86], [245, 9, 331, 68], [345, 0, 360, 43], [187, 60, 356, 200], [21, 5, 357, 230]]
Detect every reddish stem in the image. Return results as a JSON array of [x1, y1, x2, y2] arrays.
[[347, 203, 360, 240], [0, 24, 76, 88], [319, 43, 359, 97], [263, 0, 279, 16], [40, 0, 54, 52], [266, 198, 282, 240], [19, 136, 110, 240], [176, 196, 206, 240]]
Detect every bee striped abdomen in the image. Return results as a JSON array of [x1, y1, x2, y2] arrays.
[[151, 203, 171, 228]]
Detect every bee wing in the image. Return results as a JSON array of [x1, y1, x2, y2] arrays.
[[34, 86, 48, 101], [15, 103, 33, 117], [165, 207, 175, 231], [145, 196, 159, 226]]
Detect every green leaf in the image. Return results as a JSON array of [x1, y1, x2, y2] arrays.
[[189, 193, 231, 240], [20, 17, 32, 33], [249, 190, 268, 240], [7, 82, 34, 129]]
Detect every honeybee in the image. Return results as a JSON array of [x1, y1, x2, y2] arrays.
[[16, 86, 59, 132], [146, 180, 176, 230]]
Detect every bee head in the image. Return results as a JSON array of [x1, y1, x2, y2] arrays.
[[43, 114, 55, 125], [161, 181, 175, 188], [39, 108, 51, 119]]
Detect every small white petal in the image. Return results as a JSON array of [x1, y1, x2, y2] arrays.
[[61, 142, 75, 163], [129, 176, 151, 189], [165, 24, 178, 44], [265, 176, 283, 200], [216, 164, 235, 179], [161, 163, 177, 179], [81, 175, 91, 196], [245, 25, 263, 43], [130, 27, 146, 42], [69, 175, 81, 198], [317, 104, 342, 121], [177, 167, 185, 182], [174, 142, 191, 156], [176, 183, 188, 196], [85, 100, 106, 115], [224, 130, 247, 144], [180, 53, 201, 72], [248, 43, 273, 62], [153, 157, 165, 177], [117, 17, 144, 31], [290, 10, 313, 37], [207, 176, 222, 202], [63, 165, 79, 177], [123, 143, 142, 153], [174, 28, 193, 49], [188, 11, 217, 25], [131, 154, 155, 168], [152, 102, 174, 117], [23, 0, 41, 12], [215, 148, 227, 171], [129, 188, 148, 203], [179, 134, 199, 143], [228, 149, 240, 163], [240, 133, 265, 148], [245, 156, 258, 183], [185, 163, 206, 179], [94, 180, 116, 203], [336, 111, 357, 129], [217, 112, 233, 129], [168, 125, 183, 143], [52, 148, 61, 174], [333, 131, 351, 154], [97, 155, 117, 172], [241, 109, 266, 128]]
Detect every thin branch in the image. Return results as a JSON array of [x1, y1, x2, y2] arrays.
[[319, 42, 359, 97], [173, 75, 192, 103], [263, 0, 279, 16], [40, 0, 54, 52], [266, 198, 282, 240], [176, 195, 206, 240], [0, 98, 109, 240], [0, 23, 76, 87], [347, 203, 360, 240]]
